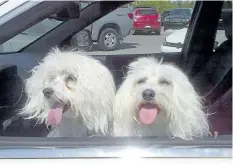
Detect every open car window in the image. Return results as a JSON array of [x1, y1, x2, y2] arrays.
[[0, 0, 231, 159], [0, 1, 94, 53]]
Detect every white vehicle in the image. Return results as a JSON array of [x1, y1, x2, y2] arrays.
[[161, 27, 227, 53], [160, 28, 187, 53]]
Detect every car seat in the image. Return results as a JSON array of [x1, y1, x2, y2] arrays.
[[0, 65, 25, 129], [0, 65, 49, 137], [193, 11, 232, 136], [208, 87, 232, 135], [192, 10, 232, 100]]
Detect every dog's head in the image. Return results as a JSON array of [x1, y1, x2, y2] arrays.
[[20, 48, 115, 133], [114, 57, 210, 139]]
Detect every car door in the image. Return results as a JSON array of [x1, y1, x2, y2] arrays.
[[0, 0, 231, 160]]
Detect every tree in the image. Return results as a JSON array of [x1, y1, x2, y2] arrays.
[[132, 0, 195, 13]]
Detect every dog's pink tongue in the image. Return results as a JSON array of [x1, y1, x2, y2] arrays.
[[139, 104, 159, 125], [47, 107, 63, 126]]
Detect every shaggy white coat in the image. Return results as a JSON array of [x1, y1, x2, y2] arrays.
[[113, 57, 210, 140], [20, 48, 115, 137]]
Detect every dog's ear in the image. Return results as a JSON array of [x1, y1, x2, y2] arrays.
[[113, 75, 136, 136], [168, 74, 210, 140], [19, 64, 47, 122]]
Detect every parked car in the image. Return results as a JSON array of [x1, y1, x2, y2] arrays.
[[161, 10, 171, 26], [160, 27, 227, 53], [163, 8, 193, 31], [133, 7, 161, 35], [161, 7, 231, 53], [71, 2, 134, 51]]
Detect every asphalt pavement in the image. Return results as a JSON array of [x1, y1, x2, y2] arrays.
[[85, 28, 174, 55], [1, 27, 225, 55]]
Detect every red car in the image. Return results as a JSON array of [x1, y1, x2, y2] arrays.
[[133, 7, 161, 35]]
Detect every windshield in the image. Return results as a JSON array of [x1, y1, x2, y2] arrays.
[[0, 0, 231, 156], [162, 11, 170, 16]]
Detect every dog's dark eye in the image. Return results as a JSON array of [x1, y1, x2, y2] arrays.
[[159, 79, 171, 85], [137, 77, 147, 84], [66, 75, 77, 82]]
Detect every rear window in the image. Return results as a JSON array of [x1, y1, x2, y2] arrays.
[[138, 9, 156, 15], [170, 9, 191, 16]]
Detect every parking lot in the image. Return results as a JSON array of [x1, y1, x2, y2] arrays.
[[85, 28, 174, 55], [85, 27, 226, 56]]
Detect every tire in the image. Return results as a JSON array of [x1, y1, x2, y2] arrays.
[[71, 30, 92, 51], [98, 28, 120, 51]]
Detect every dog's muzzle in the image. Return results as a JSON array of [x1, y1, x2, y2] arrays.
[[142, 89, 155, 101]]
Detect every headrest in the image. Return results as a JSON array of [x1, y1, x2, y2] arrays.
[[0, 65, 18, 78]]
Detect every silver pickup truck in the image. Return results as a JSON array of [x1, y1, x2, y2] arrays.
[[71, 2, 135, 51]]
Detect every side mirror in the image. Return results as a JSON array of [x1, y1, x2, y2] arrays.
[[214, 41, 219, 50], [48, 2, 80, 21]]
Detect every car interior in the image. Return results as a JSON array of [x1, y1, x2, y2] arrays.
[[0, 0, 231, 147]]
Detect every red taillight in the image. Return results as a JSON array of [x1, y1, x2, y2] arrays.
[[128, 13, 133, 20]]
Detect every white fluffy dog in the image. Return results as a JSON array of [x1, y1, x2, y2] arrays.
[[20, 48, 115, 137], [113, 57, 210, 140]]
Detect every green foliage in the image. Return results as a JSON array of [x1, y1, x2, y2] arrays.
[[132, 0, 195, 13]]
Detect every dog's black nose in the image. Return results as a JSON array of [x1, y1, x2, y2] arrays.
[[43, 88, 54, 98], [142, 89, 155, 101]]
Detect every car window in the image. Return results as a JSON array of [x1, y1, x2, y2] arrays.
[[162, 11, 170, 16], [0, 0, 231, 148], [214, 2, 232, 50], [80, 2, 90, 9], [0, 18, 62, 53], [138, 9, 156, 15], [0, 1, 196, 55], [0, 2, 93, 53]]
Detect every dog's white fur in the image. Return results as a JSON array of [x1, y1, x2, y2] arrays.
[[20, 48, 115, 137], [113, 57, 210, 140]]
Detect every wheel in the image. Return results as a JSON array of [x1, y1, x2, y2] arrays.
[[71, 30, 92, 51], [98, 28, 120, 51]]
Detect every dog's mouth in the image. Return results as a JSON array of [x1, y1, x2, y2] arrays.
[[138, 103, 160, 125], [47, 101, 70, 126]]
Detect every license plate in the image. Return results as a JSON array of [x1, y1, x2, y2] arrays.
[[145, 25, 151, 28]]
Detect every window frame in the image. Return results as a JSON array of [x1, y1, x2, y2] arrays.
[[0, 135, 231, 158]]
